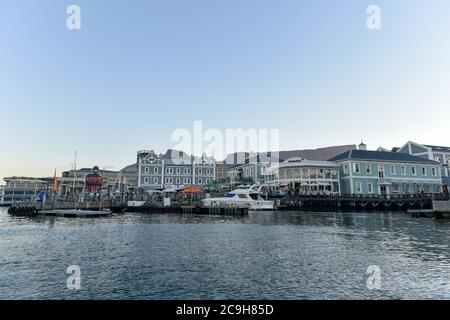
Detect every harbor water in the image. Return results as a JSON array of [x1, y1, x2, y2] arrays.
[[0, 207, 449, 299]]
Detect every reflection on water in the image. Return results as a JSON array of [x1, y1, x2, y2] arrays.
[[0, 207, 449, 299]]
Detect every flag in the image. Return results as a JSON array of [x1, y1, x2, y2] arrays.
[[53, 169, 59, 193]]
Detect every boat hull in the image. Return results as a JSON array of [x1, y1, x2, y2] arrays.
[[202, 199, 274, 210]]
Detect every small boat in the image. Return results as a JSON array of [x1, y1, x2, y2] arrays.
[[202, 185, 274, 210]]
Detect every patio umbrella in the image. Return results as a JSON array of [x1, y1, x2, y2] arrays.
[[180, 186, 203, 193], [179, 186, 203, 206]]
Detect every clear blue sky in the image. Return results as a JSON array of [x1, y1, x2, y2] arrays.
[[1, 0, 450, 180]]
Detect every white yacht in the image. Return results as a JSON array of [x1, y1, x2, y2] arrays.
[[202, 185, 275, 210]]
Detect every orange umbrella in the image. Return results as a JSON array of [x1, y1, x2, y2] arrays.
[[180, 186, 203, 193]]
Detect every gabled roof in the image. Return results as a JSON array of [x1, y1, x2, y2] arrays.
[[397, 141, 450, 154], [329, 150, 438, 164], [424, 145, 450, 153], [162, 149, 193, 165]]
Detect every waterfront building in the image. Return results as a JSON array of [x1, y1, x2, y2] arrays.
[[396, 141, 450, 192], [329, 149, 443, 195], [214, 162, 228, 181], [263, 157, 340, 195], [137, 149, 215, 189], [1, 177, 50, 204], [227, 145, 356, 186], [59, 165, 138, 196], [227, 153, 265, 185]]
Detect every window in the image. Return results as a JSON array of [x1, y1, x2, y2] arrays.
[[432, 167, 437, 177], [392, 183, 399, 193], [184, 178, 191, 184], [198, 178, 202, 184], [176, 168, 181, 175], [206, 169, 211, 175], [206, 178, 210, 184], [144, 167, 150, 174], [153, 177, 158, 184], [154, 167, 158, 174], [343, 164, 349, 174], [414, 184, 420, 193], [421, 167, 427, 176], [403, 183, 409, 193], [424, 184, 430, 193], [411, 166, 416, 176], [176, 178, 181, 185], [356, 182, 362, 193], [166, 167, 173, 174], [366, 164, 371, 174], [184, 168, 191, 174], [353, 163, 360, 174], [144, 177, 149, 184], [390, 165, 396, 175], [378, 165, 384, 178], [435, 184, 441, 193], [198, 169, 202, 175], [401, 166, 406, 175], [367, 183, 373, 194]]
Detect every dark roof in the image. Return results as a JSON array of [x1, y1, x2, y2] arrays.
[[279, 145, 357, 161], [329, 150, 438, 164], [225, 145, 357, 168], [424, 145, 450, 153], [162, 149, 192, 165]]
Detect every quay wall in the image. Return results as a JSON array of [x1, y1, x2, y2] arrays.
[[433, 200, 450, 213]]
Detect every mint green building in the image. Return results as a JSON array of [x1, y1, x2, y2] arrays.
[[329, 149, 442, 195]]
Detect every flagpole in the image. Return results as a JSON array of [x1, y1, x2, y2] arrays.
[[52, 169, 58, 210]]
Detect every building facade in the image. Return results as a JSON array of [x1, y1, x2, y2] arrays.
[[263, 157, 340, 195], [1, 177, 50, 204], [137, 150, 215, 189], [226, 145, 356, 186], [397, 141, 450, 192], [329, 150, 443, 195], [227, 153, 268, 185], [60, 166, 130, 194], [214, 162, 229, 181]]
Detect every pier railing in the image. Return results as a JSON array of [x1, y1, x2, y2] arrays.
[[277, 193, 450, 212], [280, 193, 449, 202]]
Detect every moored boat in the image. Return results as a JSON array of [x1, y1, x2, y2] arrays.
[[202, 185, 274, 210]]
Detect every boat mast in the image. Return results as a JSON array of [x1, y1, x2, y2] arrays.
[[73, 150, 77, 195]]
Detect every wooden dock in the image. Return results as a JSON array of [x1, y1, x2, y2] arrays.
[[40, 209, 112, 218], [277, 194, 449, 212], [125, 203, 248, 215]]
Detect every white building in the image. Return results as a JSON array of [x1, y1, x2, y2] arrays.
[[263, 157, 341, 195]]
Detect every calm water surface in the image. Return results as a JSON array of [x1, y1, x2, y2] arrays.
[[0, 207, 449, 299]]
